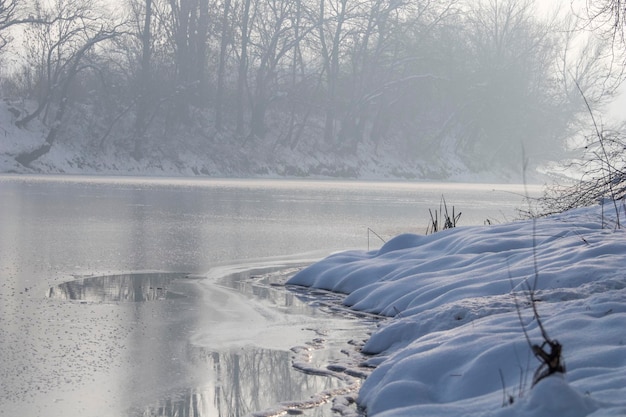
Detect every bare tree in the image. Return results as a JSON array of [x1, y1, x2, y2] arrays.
[[0, 0, 18, 51], [162, 0, 210, 118], [15, 0, 115, 127], [339, 0, 458, 150], [16, 26, 120, 166], [323, 0, 460, 157], [248, 0, 317, 139], [454, 0, 567, 169], [584, 0, 626, 42], [316, 0, 350, 144], [282, 0, 307, 149], [528, 2, 626, 217], [0, 0, 49, 51]]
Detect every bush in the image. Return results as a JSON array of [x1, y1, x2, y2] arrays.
[[533, 117, 626, 226]]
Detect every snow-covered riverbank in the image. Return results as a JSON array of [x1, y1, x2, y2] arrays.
[[1, 99, 546, 182], [287, 204, 626, 417]]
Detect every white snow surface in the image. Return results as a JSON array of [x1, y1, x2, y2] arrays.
[[287, 205, 626, 417]]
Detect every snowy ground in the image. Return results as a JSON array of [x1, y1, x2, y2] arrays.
[[287, 204, 626, 417], [0, 99, 549, 182]]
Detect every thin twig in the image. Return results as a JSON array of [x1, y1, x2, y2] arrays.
[[571, 74, 621, 228]]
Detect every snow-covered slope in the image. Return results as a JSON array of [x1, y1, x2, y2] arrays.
[[287, 205, 626, 417], [0, 99, 48, 173], [0, 99, 542, 181]]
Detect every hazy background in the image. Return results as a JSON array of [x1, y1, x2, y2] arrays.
[[0, 0, 624, 180]]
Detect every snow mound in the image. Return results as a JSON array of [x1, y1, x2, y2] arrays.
[[286, 205, 626, 416]]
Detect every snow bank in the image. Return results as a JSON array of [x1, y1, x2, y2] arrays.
[[0, 99, 48, 173], [287, 205, 626, 417], [1, 99, 550, 181]]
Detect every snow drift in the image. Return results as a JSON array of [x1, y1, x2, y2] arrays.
[[287, 205, 626, 417]]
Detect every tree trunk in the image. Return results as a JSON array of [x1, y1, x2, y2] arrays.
[[235, 0, 251, 138], [250, 65, 268, 138], [196, 0, 209, 105], [215, 0, 232, 131], [133, 0, 153, 160], [320, 0, 347, 145], [284, 0, 303, 148]]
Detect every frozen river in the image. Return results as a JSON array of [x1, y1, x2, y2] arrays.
[[0, 175, 538, 416]]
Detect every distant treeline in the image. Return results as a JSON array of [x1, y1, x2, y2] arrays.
[[0, 0, 620, 169]]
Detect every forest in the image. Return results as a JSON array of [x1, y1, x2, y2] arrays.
[[0, 0, 623, 178]]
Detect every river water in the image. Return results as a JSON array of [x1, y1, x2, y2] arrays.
[[0, 175, 539, 417]]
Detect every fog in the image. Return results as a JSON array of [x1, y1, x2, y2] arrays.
[[0, 0, 624, 179]]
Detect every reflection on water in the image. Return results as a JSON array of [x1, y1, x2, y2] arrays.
[[217, 266, 326, 317], [128, 268, 375, 417], [40, 269, 373, 417], [46, 273, 189, 302], [136, 346, 343, 417]]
